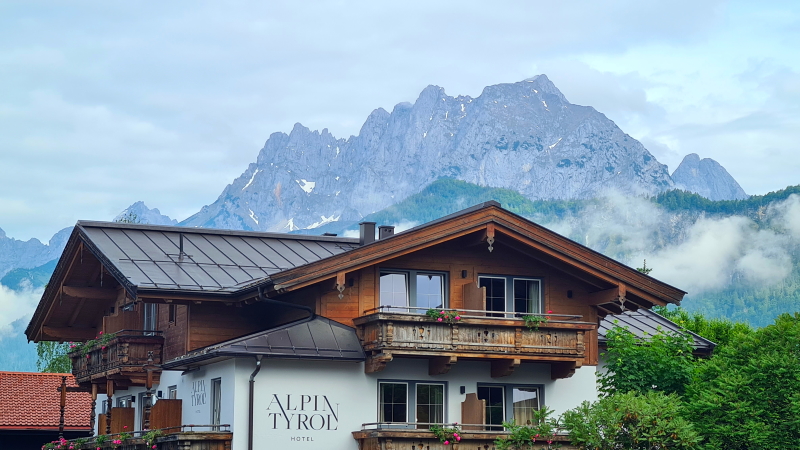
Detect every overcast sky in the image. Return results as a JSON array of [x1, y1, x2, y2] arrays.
[[1, 0, 798, 242]]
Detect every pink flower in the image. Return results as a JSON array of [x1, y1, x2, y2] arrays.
[[535, 434, 540, 438], [453, 422, 458, 425], [454, 316, 461, 320], [123, 426, 128, 429], [441, 310, 446, 314], [99, 331, 103, 335], [456, 436, 461, 441], [547, 440, 552, 444], [547, 310, 552, 314], [437, 318, 443, 322], [443, 441, 449, 445], [86, 355, 90, 359], [152, 446, 157, 449]]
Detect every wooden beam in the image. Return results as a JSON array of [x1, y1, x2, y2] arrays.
[[67, 299, 86, 327], [63, 286, 117, 300], [490, 358, 520, 378], [551, 361, 577, 379], [429, 356, 457, 376], [42, 326, 97, 341], [587, 285, 625, 306]]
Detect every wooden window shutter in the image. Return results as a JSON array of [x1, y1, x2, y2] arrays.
[[460, 393, 486, 430], [462, 282, 486, 316]]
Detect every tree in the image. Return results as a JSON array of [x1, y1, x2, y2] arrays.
[[652, 305, 753, 348], [636, 259, 653, 275], [562, 391, 699, 450], [684, 313, 800, 449], [36, 341, 72, 373], [598, 324, 695, 396]]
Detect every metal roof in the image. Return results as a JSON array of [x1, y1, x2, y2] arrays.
[[163, 316, 365, 369], [77, 221, 360, 294], [598, 308, 715, 353]]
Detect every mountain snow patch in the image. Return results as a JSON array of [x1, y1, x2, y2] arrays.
[[307, 214, 340, 229], [296, 179, 316, 194], [242, 169, 261, 191]]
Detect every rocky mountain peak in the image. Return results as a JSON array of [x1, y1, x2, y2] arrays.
[[114, 201, 178, 225], [181, 75, 675, 232], [672, 153, 748, 201]]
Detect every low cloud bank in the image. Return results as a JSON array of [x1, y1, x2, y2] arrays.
[[0, 285, 42, 340], [540, 192, 800, 296]]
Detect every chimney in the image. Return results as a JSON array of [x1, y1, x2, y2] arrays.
[[359, 222, 376, 246], [378, 225, 395, 240]]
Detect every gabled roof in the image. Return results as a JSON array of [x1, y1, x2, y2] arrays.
[[0, 372, 91, 430], [598, 309, 716, 354], [163, 316, 365, 370]]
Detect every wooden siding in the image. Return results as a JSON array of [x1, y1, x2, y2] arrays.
[[316, 238, 600, 365], [188, 303, 265, 351], [158, 304, 188, 362]]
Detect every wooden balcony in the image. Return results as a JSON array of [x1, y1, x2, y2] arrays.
[[69, 330, 164, 386], [353, 309, 595, 378], [53, 426, 232, 450], [353, 425, 577, 450]]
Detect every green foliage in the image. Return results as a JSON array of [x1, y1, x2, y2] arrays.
[[495, 407, 561, 450], [36, 341, 72, 373], [522, 311, 551, 331], [142, 429, 163, 446], [684, 313, 800, 450], [653, 185, 800, 217], [0, 258, 57, 291], [425, 309, 462, 324], [562, 391, 699, 450], [652, 306, 753, 348], [635, 259, 653, 275], [598, 324, 695, 396], [429, 424, 461, 445]]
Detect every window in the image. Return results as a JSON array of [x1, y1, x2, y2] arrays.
[[168, 304, 176, 324], [477, 386, 505, 430], [168, 385, 178, 399], [478, 276, 542, 315], [379, 382, 408, 423], [379, 270, 447, 310], [211, 378, 222, 429], [378, 381, 446, 426], [477, 384, 543, 428], [138, 392, 153, 430], [117, 395, 134, 408], [415, 384, 445, 427], [143, 303, 157, 333]]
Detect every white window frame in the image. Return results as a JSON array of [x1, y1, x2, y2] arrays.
[[210, 378, 222, 429], [379, 269, 448, 311], [478, 275, 543, 315]]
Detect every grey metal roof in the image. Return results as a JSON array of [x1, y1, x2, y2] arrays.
[[77, 221, 360, 294], [598, 308, 715, 353], [162, 316, 365, 369]]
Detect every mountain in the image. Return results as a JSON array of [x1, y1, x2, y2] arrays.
[[672, 153, 748, 201], [0, 318, 38, 372], [114, 201, 178, 225], [0, 226, 70, 279], [181, 75, 675, 232], [1, 259, 57, 291]]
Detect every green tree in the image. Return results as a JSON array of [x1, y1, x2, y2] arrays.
[[36, 341, 72, 373], [598, 324, 695, 396], [652, 305, 753, 348], [684, 313, 800, 449], [562, 391, 699, 450]]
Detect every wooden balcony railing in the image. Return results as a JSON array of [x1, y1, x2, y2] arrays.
[[69, 330, 164, 385], [49, 425, 232, 450], [353, 423, 577, 450], [353, 308, 595, 377]]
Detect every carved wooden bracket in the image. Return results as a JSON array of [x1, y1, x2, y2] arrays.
[[365, 352, 393, 374], [429, 355, 457, 376], [551, 361, 578, 380], [486, 224, 496, 252], [336, 271, 346, 299], [491, 358, 520, 378]]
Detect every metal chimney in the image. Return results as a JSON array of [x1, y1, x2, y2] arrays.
[[378, 225, 395, 240], [359, 222, 376, 246]]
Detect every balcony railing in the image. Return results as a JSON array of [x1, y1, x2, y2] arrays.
[[354, 422, 577, 450], [69, 330, 164, 385], [47, 425, 232, 450]]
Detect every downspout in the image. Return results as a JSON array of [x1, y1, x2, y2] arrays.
[[248, 286, 315, 450], [248, 355, 262, 450]]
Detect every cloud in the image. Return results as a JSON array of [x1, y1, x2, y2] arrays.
[[0, 285, 42, 339], [540, 192, 799, 296]]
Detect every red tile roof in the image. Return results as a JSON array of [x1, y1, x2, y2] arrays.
[[0, 372, 92, 430]]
